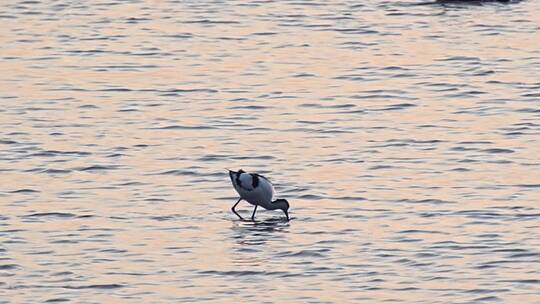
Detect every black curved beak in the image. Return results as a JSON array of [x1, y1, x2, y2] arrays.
[[284, 210, 289, 221]]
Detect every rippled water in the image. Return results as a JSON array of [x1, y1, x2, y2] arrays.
[[1, 0, 539, 303]]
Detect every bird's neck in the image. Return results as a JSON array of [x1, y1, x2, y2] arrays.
[[269, 200, 285, 210]]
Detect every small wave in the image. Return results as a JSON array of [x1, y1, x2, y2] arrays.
[[458, 141, 493, 145], [298, 194, 323, 200], [45, 299, 69, 303], [252, 32, 278, 36], [115, 181, 147, 186], [471, 296, 501, 302], [334, 196, 367, 201], [183, 19, 239, 25], [63, 284, 124, 289], [22, 212, 91, 219], [229, 105, 270, 110], [198, 270, 284, 277], [41, 169, 72, 174], [197, 154, 227, 161], [232, 155, 275, 160], [150, 215, 176, 221], [106, 153, 124, 158], [157, 169, 195, 176], [368, 165, 394, 170], [163, 33, 192, 39], [28, 250, 54, 255], [79, 104, 100, 110], [0, 139, 17, 144], [148, 125, 216, 130], [293, 73, 316, 78], [0, 264, 19, 270], [507, 252, 540, 259], [9, 189, 39, 194], [399, 229, 447, 234], [499, 279, 540, 284], [376, 103, 417, 111], [146, 197, 167, 201], [76, 165, 121, 172], [398, 199, 455, 205], [451, 167, 471, 171], [439, 56, 480, 62], [52, 271, 73, 276], [278, 249, 330, 258], [160, 88, 218, 94], [28, 150, 92, 157], [482, 148, 514, 154], [515, 184, 540, 188]]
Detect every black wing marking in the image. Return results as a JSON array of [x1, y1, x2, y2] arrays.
[[251, 174, 259, 188], [233, 170, 254, 192]]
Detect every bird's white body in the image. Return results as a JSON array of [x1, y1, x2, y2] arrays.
[[228, 169, 290, 220], [231, 172, 275, 209]]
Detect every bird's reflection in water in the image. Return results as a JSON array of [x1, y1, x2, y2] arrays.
[[229, 217, 290, 266]]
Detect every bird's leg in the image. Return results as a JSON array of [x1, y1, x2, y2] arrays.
[[251, 205, 258, 221], [231, 198, 243, 219]]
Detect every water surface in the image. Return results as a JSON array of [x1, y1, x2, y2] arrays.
[[1, 0, 539, 303]]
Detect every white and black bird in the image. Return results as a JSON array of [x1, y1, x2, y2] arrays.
[[228, 169, 290, 221]]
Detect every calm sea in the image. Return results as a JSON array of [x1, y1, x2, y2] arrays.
[[1, 0, 539, 303]]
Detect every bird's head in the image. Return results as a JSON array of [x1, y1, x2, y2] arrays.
[[273, 198, 290, 221], [228, 169, 245, 180]]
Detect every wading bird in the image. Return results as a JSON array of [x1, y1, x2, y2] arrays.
[[228, 169, 290, 221]]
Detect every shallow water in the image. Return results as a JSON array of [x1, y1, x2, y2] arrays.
[[1, 0, 539, 303]]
